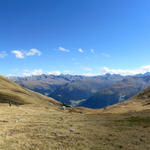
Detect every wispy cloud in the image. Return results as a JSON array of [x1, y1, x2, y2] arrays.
[[26, 48, 41, 56], [12, 48, 42, 59], [78, 48, 84, 53], [0, 51, 8, 58], [58, 46, 70, 52], [101, 52, 111, 58], [90, 49, 95, 54], [103, 65, 150, 76]]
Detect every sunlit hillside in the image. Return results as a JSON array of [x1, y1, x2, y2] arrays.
[[0, 75, 60, 107]]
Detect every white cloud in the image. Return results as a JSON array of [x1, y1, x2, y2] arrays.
[[58, 46, 70, 52], [21, 69, 73, 77], [12, 50, 24, 59], [26, 48, 41, 56], [63, 70, 71, 74], [101, 52, 111, 58], [103, 65, 150, 76], [12, 48, 42, 59], [22, 69, 44, 76], [78, 48, 84, 53], [0, 51, 8, 58], [47, 71, 61, 76], [7, 74, 14, 77], [90, 49, 95, 54], [81, 73, 97, 76]]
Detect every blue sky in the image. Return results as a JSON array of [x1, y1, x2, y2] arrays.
[[1, 0, 150, 76]]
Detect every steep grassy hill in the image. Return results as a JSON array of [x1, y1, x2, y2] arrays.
[[0, 75, 60, 106]]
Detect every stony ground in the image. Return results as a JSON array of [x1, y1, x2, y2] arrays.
[[0, 104, 150, 150]]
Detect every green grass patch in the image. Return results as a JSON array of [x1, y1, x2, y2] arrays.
[[127, 116, 150, 123], [115, 116, 150, 127]]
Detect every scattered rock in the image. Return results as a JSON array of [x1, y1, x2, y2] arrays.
[[70, 128, 75, 132]]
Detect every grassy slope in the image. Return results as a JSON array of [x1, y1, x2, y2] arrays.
[[0, 104, 150, 150], [0, 75, 60, 106]]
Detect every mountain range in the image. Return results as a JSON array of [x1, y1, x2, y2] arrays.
[[81, 76, 150, 108], [10, 72, 150, 108]]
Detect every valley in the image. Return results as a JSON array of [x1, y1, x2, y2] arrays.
[[11, 73, 150, 108]]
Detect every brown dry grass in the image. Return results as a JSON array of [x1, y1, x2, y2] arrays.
[[0, 75, 60, 106], [0, 104, 150, 150]]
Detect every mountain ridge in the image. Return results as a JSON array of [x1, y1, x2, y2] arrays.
[[10, 72, 150, 109]]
